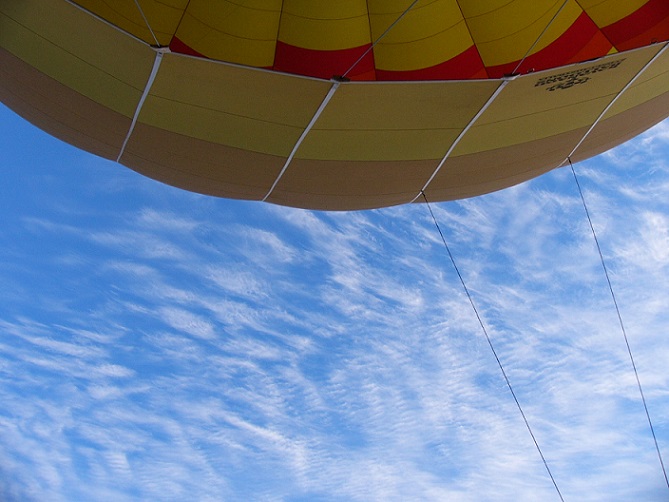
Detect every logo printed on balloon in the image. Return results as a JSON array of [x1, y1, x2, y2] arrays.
[[535, 59, 625, 91]]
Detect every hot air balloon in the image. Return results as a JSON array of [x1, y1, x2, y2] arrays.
[[1, 0, 668, 210]]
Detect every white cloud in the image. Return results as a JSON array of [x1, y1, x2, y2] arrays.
[[2, 105, 669, 501], [159, 306, 217, 340]]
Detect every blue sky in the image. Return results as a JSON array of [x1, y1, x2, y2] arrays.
[[1, 102, 669, 501]]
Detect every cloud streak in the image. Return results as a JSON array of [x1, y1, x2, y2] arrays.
[[1, 106, 669, 501]]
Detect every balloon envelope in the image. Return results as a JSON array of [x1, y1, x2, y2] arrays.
[[1, 0, 669, 209]]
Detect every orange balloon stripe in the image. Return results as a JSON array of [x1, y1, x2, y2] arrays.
[[375, 45, 486, 81], [485, 12, 612, 78], [273, 41, 375, 80], [570, 30, 615, 63], [603, 0, 669, 50], [153, 4, 669, 83], [169, 37, 205, 59]]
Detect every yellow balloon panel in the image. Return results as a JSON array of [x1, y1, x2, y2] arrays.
[[296, 81, 500, 161], [139, 55, 332, 157], [0, 46, 132, 160], [577, 88, 669, 163], [174, 0, 282, 67], [602, 44, 669, 118], [74, 0, 188, 46], [0, 0, 154, 118], [460, 0, 583, 67], [453, 46, 663, 156], [369, 0, 474, 72], [578, 0, 648, 28], [278, 0, 371, 50]]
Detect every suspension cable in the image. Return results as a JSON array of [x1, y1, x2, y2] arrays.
[[512, 0, 569, 75], [568, 159, 669, 490], [421, 191, 565, 501], [133, 0, 160, 47], [342, 0, 420, 78]]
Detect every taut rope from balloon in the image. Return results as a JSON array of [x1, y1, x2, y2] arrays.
[[421, 191, 566, 501], [568, 158, 669, 492]]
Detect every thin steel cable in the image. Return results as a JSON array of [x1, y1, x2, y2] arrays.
[[512, 0, 570, 75], [342, 0, 420, 78], [421, 192, 565, 502], [568, 159, 669, 491], [134, 0, 161, 47]]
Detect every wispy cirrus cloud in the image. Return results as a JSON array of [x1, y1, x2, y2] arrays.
[[1, 106, 669, 501]]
